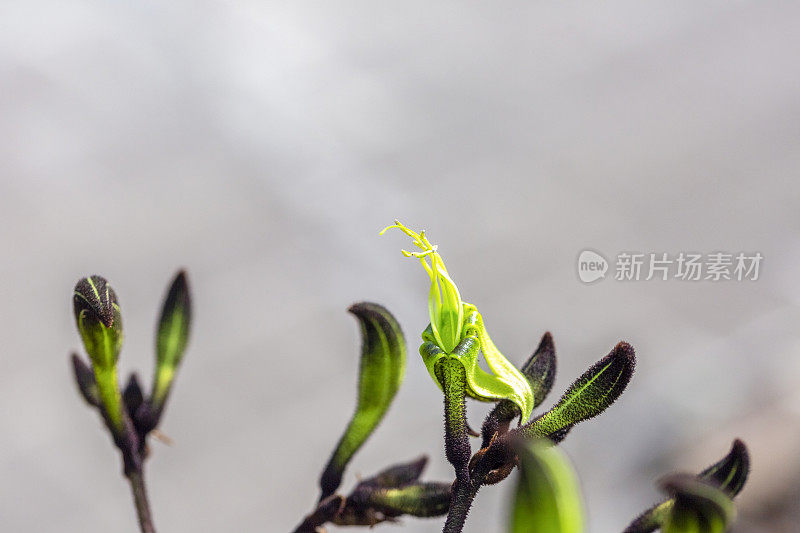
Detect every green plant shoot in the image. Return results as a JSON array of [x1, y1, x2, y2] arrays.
[[73, 275, 125, 432]]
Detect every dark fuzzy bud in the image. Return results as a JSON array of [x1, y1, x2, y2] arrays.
[[73, 275, 123, 371], [522, 342, 635, 440], [123, 373, 145, 420]]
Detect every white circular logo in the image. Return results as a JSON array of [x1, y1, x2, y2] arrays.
[[577, 250, 608, 283]]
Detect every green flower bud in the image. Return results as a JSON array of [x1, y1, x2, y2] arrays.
[[319, 302, 407, 500], [382, 220, 534, 421], [365, 482, 452, 518], [661, 475, 736, 533], [152, 270, 192, 410], [522, 342, 635, 441], [74, 276, 123, 369], [511, 439, 586, 533], [623, 440, 749, 533], [73, 275, 124, 431]]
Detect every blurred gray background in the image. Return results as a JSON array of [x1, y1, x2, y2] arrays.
[[1, 2, 799, 532]]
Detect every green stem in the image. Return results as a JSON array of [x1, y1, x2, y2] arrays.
[[95, 367, 125, 434], [127, 470, 156, 533], [439, 359, 473, 533]]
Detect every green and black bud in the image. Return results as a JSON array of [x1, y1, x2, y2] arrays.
[[360, 482, 452, 519], [318, 302, 407, 501], [73, 275, 123, 371], [325, 457, 450, 527], [151, 270, 192, 414], [520, 341, 635, 441], [660, 474, 736, 533], [624, 439, 749, 533], [73, 275, 125, 432], [698, 439, 749, 498]]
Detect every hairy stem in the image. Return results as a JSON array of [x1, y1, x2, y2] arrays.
[[439, 359, 473, 533], [127, 470, 156, 533], [443, 480, 479, 533], [291, 494, 344, 533]]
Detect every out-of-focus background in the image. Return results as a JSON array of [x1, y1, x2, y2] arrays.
[[1, 2, 799, 532]]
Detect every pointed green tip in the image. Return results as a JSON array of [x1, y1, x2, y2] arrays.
[[152, 269, 192, 410]]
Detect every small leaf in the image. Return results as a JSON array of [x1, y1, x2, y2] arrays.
[[523, 342, 635, 440], [360, 456, 428, 489], [319, 302, 407, 500], [123, 373, 145, 419], [521, 331, 557, 409], [510, 439, 585, 533], [70, 353, 99, 407], [152, 270, 192, 410], [661, 475, 736, 533]]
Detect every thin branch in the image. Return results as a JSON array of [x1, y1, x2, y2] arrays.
[[127, 470, 156, 533]]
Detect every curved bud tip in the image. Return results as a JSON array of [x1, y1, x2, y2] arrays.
[[659, 474, 737, 532], [699, 438, 750, 498], [73, 275, 118, 327]]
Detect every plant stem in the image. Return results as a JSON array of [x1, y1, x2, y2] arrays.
[[439, 359, 472, 533], [443, 440, 515, 532], [291, 494, 344, 533], [127, 469, 156, 533], [443, 480, 478, 533]]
